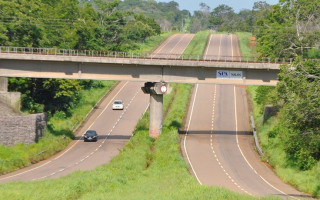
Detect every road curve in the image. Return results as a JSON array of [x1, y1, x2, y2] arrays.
[[0, 33, 194, 183], [181, 34, 309, 199]]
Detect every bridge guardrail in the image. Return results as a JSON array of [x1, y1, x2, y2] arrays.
[[0, 46, 293, 64]]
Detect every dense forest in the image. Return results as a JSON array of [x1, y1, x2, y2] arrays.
[[80, 0, 190, 32]]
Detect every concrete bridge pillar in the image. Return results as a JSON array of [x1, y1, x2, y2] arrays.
[[141, 82, 168, 138], [149, 93, 163, 138], [0, 77, 8, 92]]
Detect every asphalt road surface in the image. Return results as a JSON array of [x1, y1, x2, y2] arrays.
[[0, 34, 194, 183], [181, 34, 310, 199]]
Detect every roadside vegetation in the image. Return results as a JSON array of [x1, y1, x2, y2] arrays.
[[0, 83, 276, 200], [246, 0, 320, 197], [247, 61, 320, 197], [236, 32, 257, 59]]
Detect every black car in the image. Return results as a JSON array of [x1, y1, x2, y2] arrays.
[[84, 130, 98, 142]]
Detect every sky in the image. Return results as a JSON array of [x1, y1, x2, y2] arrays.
[[158, 0, 279, 13]]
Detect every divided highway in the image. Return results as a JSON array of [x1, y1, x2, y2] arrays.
[[181, 34, 309, 199], [0, 33, 309, 199], [0, 34, 194, 183]]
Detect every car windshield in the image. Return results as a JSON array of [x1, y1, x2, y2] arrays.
[[114, 101, 122, 104], [85, 131, 97, 136]]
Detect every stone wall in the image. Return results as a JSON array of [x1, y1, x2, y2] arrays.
[[0, 113, 47, 146]]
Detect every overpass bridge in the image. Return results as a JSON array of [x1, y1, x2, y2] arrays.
[[0, 46, 284, 86], [0, 46, 285, 138]]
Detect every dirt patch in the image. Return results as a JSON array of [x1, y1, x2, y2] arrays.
[[248, 36, 256, 50]]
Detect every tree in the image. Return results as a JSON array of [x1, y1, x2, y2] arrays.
[[255, 0, 320, 58], [209, 4, 235, 31], [275, 59, 320, 169], [189, 3, 211, 33]]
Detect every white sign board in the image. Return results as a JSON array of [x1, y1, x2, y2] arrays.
[[217, 70, 243, 79]]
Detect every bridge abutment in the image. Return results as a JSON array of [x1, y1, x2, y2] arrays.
[[0, 77, 8, 92]]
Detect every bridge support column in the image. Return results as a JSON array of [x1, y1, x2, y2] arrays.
[[141, 82, 168, 138], [149, 93, 163, 138], [0, 77, 8, 92]]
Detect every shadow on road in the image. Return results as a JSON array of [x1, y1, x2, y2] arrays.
[[178, 129, 252, 136], [74, 134, 132, 141]]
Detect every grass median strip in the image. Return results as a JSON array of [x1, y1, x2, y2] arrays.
[[181, 30, 210, 59]]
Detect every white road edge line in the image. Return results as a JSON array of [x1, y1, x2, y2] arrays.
[[204, 34, 213, 60], [218, 34, 222, 60], [231, 34, 234, 57], [183, 84, 202, 185], [150, 34, 177, 58], [233, 86, 298, 199]]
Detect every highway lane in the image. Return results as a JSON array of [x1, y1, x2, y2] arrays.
[[0, 33, 194, 183], [151, 33, 194, 58], [181, 34, 308, 199]]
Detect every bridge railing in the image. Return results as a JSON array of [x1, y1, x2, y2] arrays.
[[0, 46, 293, 64]]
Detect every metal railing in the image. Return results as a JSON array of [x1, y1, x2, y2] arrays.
[[250, 115, 264, 157], [0, 46, 295, 64]]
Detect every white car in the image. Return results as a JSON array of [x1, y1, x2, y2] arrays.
[[112, 100, 124, 110]]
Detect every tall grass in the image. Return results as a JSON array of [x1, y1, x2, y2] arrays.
[[0, 81, 116, 175], [0, 84, 272, 200]]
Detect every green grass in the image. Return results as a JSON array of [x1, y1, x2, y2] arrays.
[[0, 81, 117, 175], [247, 86, 320, 197], [0, 83, 275, 200], [236, 32, 257, 60], [181, 30, 211, 59]]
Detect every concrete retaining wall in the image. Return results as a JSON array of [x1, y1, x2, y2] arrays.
[[263, 105, 279, 123], [0, 92, 21, 112], [0, 113, 47, 146]]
